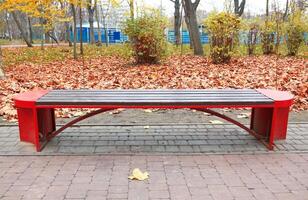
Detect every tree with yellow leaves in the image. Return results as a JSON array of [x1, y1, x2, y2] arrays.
[[0, 0, 67, 47]]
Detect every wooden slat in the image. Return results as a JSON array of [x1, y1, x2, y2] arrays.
[[36, 89, 274, 106]]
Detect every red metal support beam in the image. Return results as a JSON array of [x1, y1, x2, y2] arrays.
[[195, 108, 272, 149], [46, 108, 114, 141]]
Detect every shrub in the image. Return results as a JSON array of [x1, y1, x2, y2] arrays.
[[243, 19, 260, 55], [124, 10, 168, 64], [204, 12, 241, 64], [260, 21, 275, 55], [286, 24, 304, 56], [285, 10, 306, 56]]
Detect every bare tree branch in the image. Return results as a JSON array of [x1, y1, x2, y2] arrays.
[[283, 0, 289, 21], [234, 0, 246, 16], [192, 0, 201, 11]]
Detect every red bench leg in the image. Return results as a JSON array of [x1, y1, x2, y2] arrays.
[[250, 108, 273, 139], [251, 106, 291, 150], [17, 108, 56, 151], [37, 108, 56, 147], [17, 107, 40, 150]]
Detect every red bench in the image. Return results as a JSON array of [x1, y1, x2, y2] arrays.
[[13, 89, 293, 152]]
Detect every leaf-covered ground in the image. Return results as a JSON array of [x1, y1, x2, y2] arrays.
[[0, 54, 307, 121]]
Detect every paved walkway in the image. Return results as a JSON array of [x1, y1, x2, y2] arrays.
[[0, 123, 307, 155], [0, 123, 308, 199], [0, 154, 308, 200]]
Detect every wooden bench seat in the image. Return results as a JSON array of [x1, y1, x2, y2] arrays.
[[14, 89, 293, 152], [36, 89, 274, 106]]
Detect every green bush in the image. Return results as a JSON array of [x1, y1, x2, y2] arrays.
[[204, 12, 241, 64], [285, 10, 306, 56], [124, 10, 168, 64], [260, 21, 275, 55], [286, 24, 304, 56]]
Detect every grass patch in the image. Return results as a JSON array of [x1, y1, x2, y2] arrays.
[[2, 42, 307, 67], [2, 44, 132, 67], [0, 39, 25, 45]]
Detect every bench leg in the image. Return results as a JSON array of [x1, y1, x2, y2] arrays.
[[37, 108, 56, 145], [17, 108, 56, 151], [17, 107, 40, 151], [251, 107, 290, 150]]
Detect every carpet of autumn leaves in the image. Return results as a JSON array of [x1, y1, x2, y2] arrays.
[[0, 54, 307, 121]]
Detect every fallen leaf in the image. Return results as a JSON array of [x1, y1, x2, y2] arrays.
[[109, 108, 125, 115], [209, 120, 224, 124], [237, 114, 248, 119], [0, 51, 306, 121], [128, 168, 149, 181]]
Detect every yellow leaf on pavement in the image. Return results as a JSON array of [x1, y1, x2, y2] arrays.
[[128, 168, 149, 181], [209, 120, 224, 124]]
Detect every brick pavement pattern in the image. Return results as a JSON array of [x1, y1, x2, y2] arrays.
[[0, 123, 307, 155], [0, 123, 308, 199], [0, 154, 308, 200]]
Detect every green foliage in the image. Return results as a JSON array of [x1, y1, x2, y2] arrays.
[[124, 10, 168, 64], [243, 19, 260, 55], [2, 45, 132, 67], [204, 12, 241, 64], [286, 24, 304, 56], [260, 20, 275, 55], [285, 10, 307, 56]]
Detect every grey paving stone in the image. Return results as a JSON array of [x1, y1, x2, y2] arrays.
[[165, 146, 179, 153], [292, 144, 308, 150], [151, 146, 166, 152], [0, 123, 307, 155], [188, 140, 208, 145], [199, 145, 222, 152], [179, 146, 194, 152], [130, 145, 152, 152], [59, 146, 95, 154], [95, 146, 116, 153]]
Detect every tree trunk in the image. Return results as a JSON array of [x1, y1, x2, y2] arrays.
[[103, 18, 108, 47], [62, 2, 72, 46], [182, 2, 193, 49], [47, 30, 59, 44], [275, 27, 280, 54], [79, 6, 83, 55], [184, 15, 193, 49], [266, 0, 270, 17], [234, 0, 246, 16], [174, 0, 181, 46], [95, 0, 102, 46], [87, 0, 95, 44], [183, 0, 203, 55], [71, 4, 77, 59], [65, 22, 72, 46], [5, 11, 12, 41], [283, 0, 289, 21], [129, 0, 134, 20], [45, 32, 50, 43], [11, 11, 33, 47], [40, 18, 45, 50], [28, 16, 34, 44], [0, 46, 4, 79]]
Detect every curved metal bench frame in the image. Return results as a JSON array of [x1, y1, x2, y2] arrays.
[[14, 89, 293, 152], [46, 108, 269, 148]]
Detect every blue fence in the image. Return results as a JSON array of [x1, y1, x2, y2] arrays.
[[70, 27, 128, 43], [71, 28, 308, 45], [167, 30, 209, 44]]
